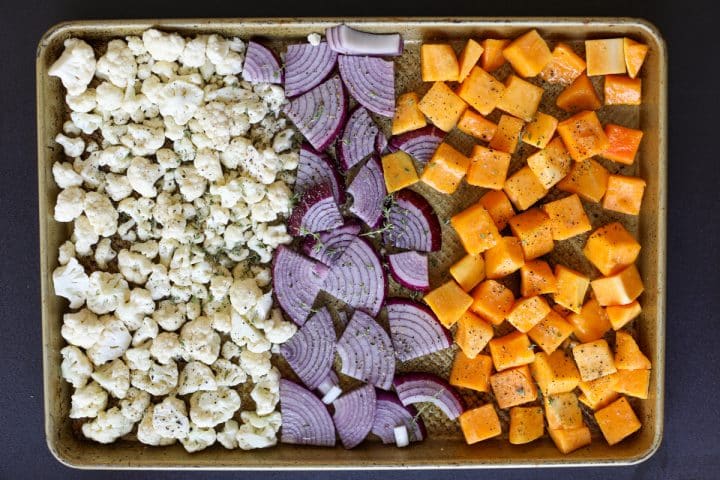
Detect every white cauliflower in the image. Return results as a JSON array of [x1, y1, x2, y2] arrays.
[[179, 35, 208, 68], [230, 312, 270, 354], [152, 396, 190, 439], [73, 215, 100, 256], [236, 411, 281, 450], [175, 165, 207, 202], [272, 128, 295, 153], [82, 406, 135, 444], [83, 192, 118, 236], [307, 32, 322, 46], [152, 300, 186, 332], [131, 360, 178, 396], [117, 249, 154, 285], [221, 340, 242, 360], [63, 120, 83, 136], [58, 241, 76, 266], [61, 308, 102, 349], [119, 387, 151, 422], [60, 345, 93, 388], [217, 419, 239, 449], [193, 148, 223, 182], [250, 367, 280, 415], [228, 278, 262, 316], [156, 148, 181, 170], [189, 387, 241, 428], [96, 81, 124, 111], [126, 156, 163, 197], [54, 187, 85, 222], [180, 423, 217, 453], [180, 316, 220, 365], [70, 381, 108, 419], [116, 288, 155, 331], [124, 343, 152, 372], [211, 358, 246, 387], [91, 358, 130, 399], [86, 271, 129, 314], [52, 161, 83, 188], [137, 405, 176, 446], [143, 29, 185, 62], [150, 332, 183, 365], [158, 79, 204, 125], [265, 181, 293, 216], [71, 111, 102, 134], [121, 122, 165, 156], [145, 264, 171, 300], [105, 173, 133, 202], [55, 133, 85, 157], [151, 60, 178, 80], [65, 89, 97, 113], [48, 38, 96, 95], [52, 257, 89, 308], [177, 361, 217, 395], [263, 308, 297, 344], [98, 146, 132, 173], [86, 315, 132, 365], [239, 349, 272, 382], [96, 39, 137, 88]]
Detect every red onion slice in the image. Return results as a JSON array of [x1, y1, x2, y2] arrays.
[[284, 75, 348, 151], [272, 246, 329, 326], [302, 223, 361, 266], [332, 384, 376, 449], [383, 190, 442, 252], [388, 126, 446, 165], [337, 310, 395, 390], [386, 298, 452, 362], [285, 42, 338, 98], [338, 106, 381, 170], [295, 144, 345, 204], [347, 156, 387, 229], [280, 307, 336, 390], [326, 24, 404, 57], [387, 251, 429, 292], [372, 390, 426, 444], [280, 379, 336, 447], [338, 55, 395, 118], [241, 41, 283, 84], [288, 182, 344, 236], [393, 373, 464, 420], [376, 130, 388, 154]]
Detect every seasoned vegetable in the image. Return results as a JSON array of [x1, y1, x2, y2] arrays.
[[556, 110, 609, 161], [333, 385, 376, 449], [606, 301, 642, 330], [556, 73, 602, 112], [503, 165, 549, 211], [338, 106, 383, 171], [284, 42, 338, 97], [623, 38, 648, 79], [457, 66, 505, 116], [459, 404, 502, 443], [572, 339, 618, 382], [527, 310, 574, 355], [507, 295, 551, 333], [242, 40, 283, 84], [420, 142, 470, 194], [521, 112, 558, 149], [273, 246, 329, 326], [393, 373, 464, 420], [502, 29, 553, 78], [336, 310, 395, 389], [392, 92, 427, 135], [590, 264, 644, 306], [326, 24, 404, 56], [371, 391, 426, 444], [489, 331, 534, 371], [520, 259, 557, 296], [449, 253, 486, 292], [583, 222, 641, 276], [490, 365, 538, 409], [420, 44, 460, 82], [457, 109, 498, 141], [481, 39, 510, 72], [423, 280, 473, 328], [489, 114, 525, 153], [531, 350, 581, 396], [471, 279, 516, 326], [347, 156, 387, 228], [556, 158, 610, 203], [508, 208, 554, 260], [383, 189, 442, 252], [484, 236, 525, 279], [604, 75, 642, 105], [478, 190, 516, 230], [388, 125, 446, 165], [381, 151, 419, 193], [540, 42, 587, 84], [387, 251, 429, 292], [450, 202, 501, 255], [419, 81, 468, 131], [466, 145, 512, 190], [509, 406, 545, 445], [553, 265, 590, 314], [545, 392, 583, 430], [601, 123, 644, 165], [386, 298, 452, 361], [594, 397, 641, 445], [497, 75, 544, 121], [280, 379, 336, 446], [450, 351, 493, 392], [585, 38, 626, 76], [542, 194, 592, 241], [453, 312, 494, 359], [602, 174, 646, 215], [338, 54, 395, 117], [280, 308, 336, 390]]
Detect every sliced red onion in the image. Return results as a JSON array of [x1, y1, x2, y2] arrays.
[[394, 425, 409, 447], [295, 144, 345, 204], [336, 310, 395, 390], [272, 246, 329, 326], [322, 236, 386, 316], [284, 75, 347, 151], [332, 384, 377, 449], [280, 307, 336, 390], [322, 385, 343, 404], [338, 55, 395, 118], [302, 222, 363, 266], [288, 182, 344, 236], [387, 251, 429, 292], [376, 130, 388, 154], [280, 379, 336, 447], [393, 373, 464, 420], [241, 41, 283, 84], [316, 371, 340, 396], [372, 390, 426, 444], [383, 189, 442, 252], [388, 126, 446, 165], [285, 42, 338, 97], [347, 156, 387, 229], [326, 24, 404, 57], [338, 106, 382, 170], [337, 310, 350, 327], [386, 298, 452, 362]]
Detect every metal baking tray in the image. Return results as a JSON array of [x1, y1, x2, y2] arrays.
[[37, 17, 667, 469]]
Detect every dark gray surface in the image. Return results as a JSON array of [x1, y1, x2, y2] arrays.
[[2, 1, 718, 479]]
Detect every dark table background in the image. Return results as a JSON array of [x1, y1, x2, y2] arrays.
[[2, 1, 719, 479]]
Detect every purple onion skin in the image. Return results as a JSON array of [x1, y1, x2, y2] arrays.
[[383, 189, 442, 253], [279, 307, 336, 390], [242, 41, 283, 84], [284, 42, 338, 98], [336, 310, 395, 390], [386, 251, 429, 293], [385, 298, 452, 362], [272, 246, 329, 326], [287, 182, 344, 236], [372, 390, 426, 444], [295, 144, 346, 204], [332, 384, 376, 449], [392, 372, 464, 420], [347, 155, 386, 229], [280, 378, 336, 446]]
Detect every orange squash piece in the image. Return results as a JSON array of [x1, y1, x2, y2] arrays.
[[455, 311, 494, 359], [466, 145, 511, 190], [591, 264, 644, 306], [485, 237, 525, 279], [509, 406, 544, 445], [522, 112, 558, 149], [489, 114, 525, 154], [615, 331, 651, 370], [381, 151, 419, 193], [531, 350, 581, 396], [603, 174, 646, 216], [606, 301, 642, 330], [553, 265, 590, 314], [604, 75, 642, 105], [450, 350, 494, 392], [545, 392, 583, 430], [528, 310, 575, 355], [497, 75, 544, 121], [573, 339, 617, 382], [526, 137, 572, 189], [556, 110, 610, 162], [391, 92, 427, 135], [601, 124, 644, 165], [502, 29, 553, 78], [556, 73, 602, 112], [567, 298, 612, 343], [540, 42, 587, 85], [418, 82, 467, 132], [578, 374, 619, 410], [458, 39, 485, 82], [490, 365, 538, 409], [556, 158, 610, 203], [541, 194, 592, 241], [421, 142, 470, 194], [583, 222, 641, 276], [424, 280, 473, 328], [459, 404, 502, 444], [594, 397, 641, 445], [623, 38, 649, 79], [457, 109, 497, 142], [478, 190, 515, 231], [481, 39, 510, 72], [521, 259, 557, 296], [420, 44, 460, 82], [450, 253, 486, 292], [613, 368, 650, 399], [508, 208, 554, 260], [457, 66, 505, 116], [503, 166, 549, 211], [471, 279, 516, 325], [585, 38, 626, 76], [451, 202, 501, 255], [507, 296, 551, 333], [489, 331, 534, 372], [548, 426, 592, 454]]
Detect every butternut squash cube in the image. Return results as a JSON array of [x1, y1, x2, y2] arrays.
[[528, 310, 575, 354], [521, 259, 557, 296], [531, 350, 581, 396], [466, 145, 511, 190], [509, 406, 544, 445], [381, 151, 419, 193], [548, 426, 592, 454], [457, 109, 497, 142], [594, 397, 641, 445], [458, 39, 485, 82], [556, 73, 602, 112], [606, 301, 642, 330], [522, 112, 558, 149], [601, 124, 644, 165], [450, 350, 494, 392], [540, 42, 587, 85], [481, 39, 510, 72], [502, 29, 553, 78], [545, 392, 583, 430], [615, 331, 651, 370], [459, 404, 502, 444], [557, 159, 610, 203], [583, 222, 641, 276], [507, 296, 551, 333], [421, 44, 460, 82], [504, 166, 549, 211], [424, 280, 473, 328], [497, 75, 544, 121], [392, 92, 427, 135], [567, 298, 612, 343], [553, 265, 590, 314], [613, 368, 650, 399], [421, 142, 470, 194], [485, 237, 525, 279], [489, 114, 525, 154], [603, 174, 646, 216], [526, 136, 573, 189], [471, 279, 516, 325], [508, 208, 554, 260], [591, 264, 644, 306], [455, 311, 494, 359], [451, 202, 501, 255], [556, 110, 610, 162], [573, 339, 617, 382], [457, 66, 505, 116], [578, 374, 619, 410], [490, 364, 538, 409], [541, 194, 592, 241], [450, 253, 486, 292], [478, 190, 515, 231], [604, 75, 642, 105], [623, 38, 649, 79], [585, 38, 626, 76], [418, 81, 468, 132], [489, 331, 534, 372]]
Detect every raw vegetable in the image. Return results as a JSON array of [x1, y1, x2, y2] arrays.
[[508, 208, 554, 260], [540, 42, 587, 85], [488, 331, 534, 371], [386, 298, 452, 361], [489, 365, 538, 409], [572, 339, 618, 382], [457, 109, 497, 142], [383, 189, 442, 252], [502, 29, 553, 78], [302, 222, 362, 266], [450, 202, 501, 255], [585, 38, 626, 76], [520, 259, 557, 297], [273, 246, 329, 326], [623, 38, 648, 79], [242, 40, 283, 84], [458, 39, 485, 82], [594, 397, 641, 445], [530, 350, 581, 396], [527, 310, 575, 356], [583, 222, 641, 276], [348, 156, 387, 228], [332, 384, 376, 449], [497, 75, 544, 121], [371, 390, 426, 444], [484, 236, 525, 279], [544, 392, 583, 430], [509, 406, 545, 445], [578, 374, 619, 411], [450, 350, 493, 392], [393, 373, 464, 420], [478, 190, 515, 230], [602, 174, 646, 215], [590, 264, 644, 306], [566, 298, 612, 343], [526, 137, 572, 190], [388, 125, 446, 165], [556, 73, 602, 112], [548, 426, 591, 454], [279, 379, 336, 446], [470, 279, 515, 326], [556, 158, 610, 203], [601, 124, 644, 165], [553, 265, 590, 314], [392, 92, 427, 135], [449, 253, 486, 292], [521, 112, 558, 149], [387, 251, 429, 292], [606, 301, 641, 330], [423, 280, 473, 328], [481, 39, 510, 72], [503, 165, 549, 211], [295, 144, 345, 203], [420, 142, 470, 194], [336, 310, 395, 389], [613, 368, 650, 399], [338, 106, 383, 170], [454, 311, 494, 359], [420, 44, 460, 82], [556, 110, 609, 161], [457, 66, 504, 116], [326, 24, 404, 57], [287, 182, 344, 236], [458, 404, 502, 443], [488, 114, 525, 154], [541, 194, 592, 241], [338, 55, 395, 117], [506, 295, 551, 333], [418, 82, 468, 131], [381, 151, 419, 193], [614, 331, 651, 370], [280, 307, 336, 390], [284, 42, 338, 97]]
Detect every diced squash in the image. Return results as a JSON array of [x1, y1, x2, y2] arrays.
[[450, 254, 486, 292], [424, 280, 473, 328], [418, 82, 468, 132], [556, 159, 610, 203], [548, 426, 592, 454], [531, 350, 581, 396], [591, 264, 644, 306], [489, 114, 525, 154], [567, 298, 612, 343], [507, 296, 551, 333], [490, 365, 538, 409], [603, 174, 646, 216], [459, 404, 502, 444], [509, 406, 544, 445], [479, 190, 515, 231], [573, 339, 617, 382], [481, 39, 510, 72], [601, 124, 644, 165], [556, 74, 602, 112], [455, 311, 494, 359], [545, 392, 583, 430], [392, 92, 427, 135], [521, 260, 557, 297], [457, 109, 497, 142], [594, 397, 641, 445], [528, 310, 575, 355], [451, 203, 501, 255], [615, 331, 651, 370], [450, 350, 494, 392], [421, 44, 460, 82], [457, 66, 505, 116], [471, 279, 516, 325], [489, 331, 534, 371], [502, 29, 553, 78], [497, 75, 544, 121], [485, 237, 525, 279], [508, 208, 554, 260], [583, 222, 641, 276], [381, 151, 419, 193], [578, 374, 619, 410], [604, 75, 642, 105], [458, 39, 485, 82], [541, 194, 592, 241], [553, 304, 574, 317], [553, 265, 590, 314], [556, 110, 610, 162], [585, 38, 626, 76], [623, 38, 649, 79], [540, 42, 587, 84], [613, 368, 650, 399], [606, 301, 641, 330], [503, 166, 549, 211], [526, 137, 572, 189], [466, 145, 511, 190], [421, 142, 470, 194], [522, 112, 558, 149]]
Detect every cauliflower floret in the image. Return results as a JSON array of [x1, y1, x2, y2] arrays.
[[175, 165, 207, 202], [70, 381, 108, 418], [209, 178, 243, 208], [221, 340, 242, 360], [54, 186, 85, 222], [239, 349, 272, 382], [228, 278, 262, 316], [137, 405, 176, 446], [84, 192, 118, 236], [150, 332, 183, 365], [263, 308, 297, 344], [250, 367, 280, 415], [151, 60, 178, 80], [95, 81, 124, 111], [86, 315, 132, 365], [189, 387, 241, 428], [118, 197, 156, 241], [181, 423, 217, 453], [52, 257, 89, 308], [307, 32, 322, 46], [250, 198, 278, 223], [272, 128, 295, 153], [105, 173, 133, 201], [177, 361, 217, 395], [124, 343, 152, 371], [143, 29, 185, 62], [70, 111, 103, 134], [153, 300, 186, 331], [117, 249, 154, 285], [61, 308, 102, 349], [158, 79, 205, 126], [132, 316, 159, 346], [152, 396, 190, 439], [65, 89, 97, 113], [131, 360, 178, 396], [119, 387, 151, 422], [180, 35, 208, 68], [180, 316, 220, 365], [55, 133, 86, 157], [217, 419, 239, 449], [121, 122, 165, 156], [100, 122, 129, 146], [236, 411, 280, 450], [265, 181, 293, 216], [206, 35, 229, 65], [156, 148, 181, 170], [60, 345, 93, 388], [86, 271, 129, 314], [93, 239, 117, 269], [63, 120, 83, 136], [116, 288, 155, 331], [48, 38, 96, 95], [73, 215, 100, 256], [209, 274, 233, 300], [193, 148, 223, 182], [91, 358, 130, 399], [58, 240, 76, 266], [145, 264, 171, 300], [52, 161, 83, 188], [96, 39, 137, 88], [82, 406, 134, 444], [98, 145, 132, 173], [230, 312, 270, 353], [126, 156, 164, 197], [211, 358, 246, 387], [255, 223, 292, 251]]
